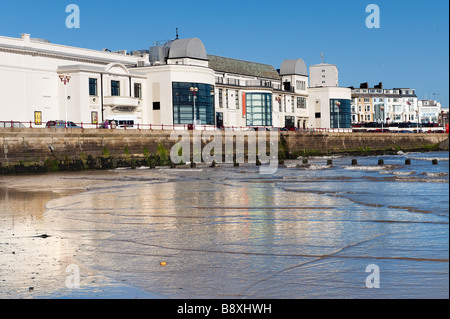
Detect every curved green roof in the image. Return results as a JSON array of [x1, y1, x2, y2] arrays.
[[207, 55, 280, 80]]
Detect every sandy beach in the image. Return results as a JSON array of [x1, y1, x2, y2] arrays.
[[1, 152, 448, 299], [0, 171, 161, 299]]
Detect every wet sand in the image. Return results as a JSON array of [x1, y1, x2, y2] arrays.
[[1, 153, 448, 299], [0, 171, 159, 299]]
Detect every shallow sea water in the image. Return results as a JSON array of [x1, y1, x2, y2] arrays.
[[0, 151, 448, 299]]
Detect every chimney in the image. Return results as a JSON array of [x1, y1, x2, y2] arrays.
[[21, 33, 31, 42]]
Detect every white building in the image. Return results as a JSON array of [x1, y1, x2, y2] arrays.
[[418, 100, 441, 124], [0, 33, 148, 127], [350, 83, 418, 124], [309, 56, 339, 88], [1, 32, 354, 130], [308, 87, 352, 129]]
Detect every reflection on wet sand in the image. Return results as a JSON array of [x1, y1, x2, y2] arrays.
[[0, 186, 81, 298], [0, 151, 448, 299]]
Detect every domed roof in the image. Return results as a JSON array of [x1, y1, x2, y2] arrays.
[[168, 38, 208, 60], [280, 59, 308, 76]]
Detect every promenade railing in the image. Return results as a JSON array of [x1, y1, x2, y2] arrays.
[[0, 120, 447, 134]]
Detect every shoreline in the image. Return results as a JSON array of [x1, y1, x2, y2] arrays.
[[1, 145, 448, 176]]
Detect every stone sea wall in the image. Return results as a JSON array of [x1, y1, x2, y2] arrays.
[[0, 128, 448, 174]]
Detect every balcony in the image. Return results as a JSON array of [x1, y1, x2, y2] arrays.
[[104, 96, 141, 110]]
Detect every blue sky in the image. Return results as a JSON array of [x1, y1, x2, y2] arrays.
[[1, 0, 448, 107]]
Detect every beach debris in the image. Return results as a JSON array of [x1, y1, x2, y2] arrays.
[[160, 261, 167, 266], [37, 234, 51, 239]]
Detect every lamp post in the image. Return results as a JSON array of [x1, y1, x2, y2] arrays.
[[416, 109, 419, 133], [59, 74, 71, 127], [190, 87, 198, 130], [336, 101, 341, 131]]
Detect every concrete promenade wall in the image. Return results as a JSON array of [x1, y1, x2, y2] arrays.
[[281, 131, 448, 157], [0, 128, 448, 174]]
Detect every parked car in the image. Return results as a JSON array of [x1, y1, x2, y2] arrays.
[[0, 121, 26, 128], [46, 120, 80, 128]]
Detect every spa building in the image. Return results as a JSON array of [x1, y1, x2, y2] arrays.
[[0, 33, 353, 129]]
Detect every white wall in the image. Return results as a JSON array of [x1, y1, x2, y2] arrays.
[[308, 87, 351, 128], [140, 64, 215, 126], [309, 64, 338, 88], [0, 34, 142, 126]]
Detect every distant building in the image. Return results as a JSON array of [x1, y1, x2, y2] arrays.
[[308, 87, 352, 129], [438, 108, 449, 128], [350, 83, 418, 124], [309, 54, 339, 88], [308, 55, 350, 129], [418, 100, 442, 124]]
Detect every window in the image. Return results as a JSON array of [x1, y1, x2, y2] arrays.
[[364, 98, 370, 102], [172, 82, 215, 125], [296, 80, 306, 90], [226, 89, 229, 108], [365, 105, 371, 112], [218, 89, 223, 108], [153, 102, 161, 110], [111, 81, 120, 96], [134, 83, 142, 99], [297, 97, 306, 109], [235, 90, 239, 109], [330, 99, 351, 129], [291, 96, 295, 112], [89, 78, 97, 96], [315, 112, 321, 118], [245, 93, 272, 127]]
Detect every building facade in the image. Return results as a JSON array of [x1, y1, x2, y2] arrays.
[[418, 100, 442, 124], [1, 33, 353, 130], [309, 62, 339, 88], [0, 33, 149, 127], [350, 83, 419, 124]]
